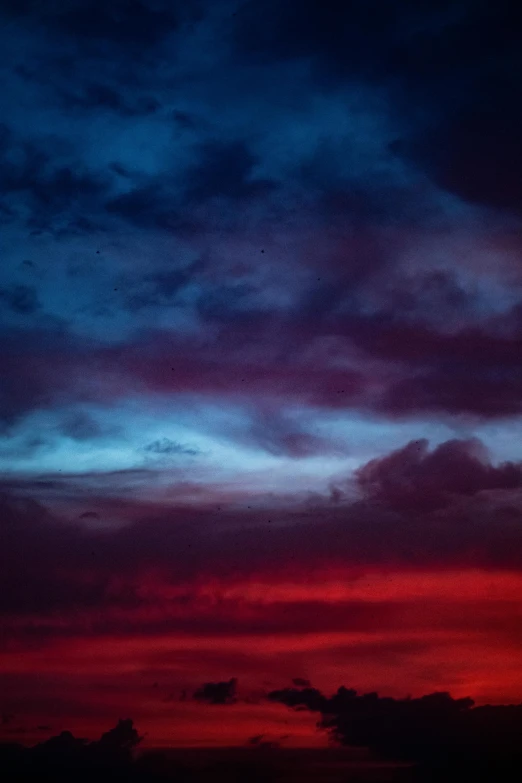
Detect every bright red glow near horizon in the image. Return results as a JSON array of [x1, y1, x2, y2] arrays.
[[2, 565, 522, 746]]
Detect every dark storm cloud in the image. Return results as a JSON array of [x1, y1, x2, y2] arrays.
[[0, 4, 203, 235], [374, 331, 522, 419], [1, 0, 180, 48], [106, 140, 278, 234], [193, 678, 238, 705], [300, 306, 522, 418], [1, 0, 519, 252], [54, 0, 180, 47], [387, 0, 522, 215], [56, 82, 161, 117], [103, 294, 522, 417], [233, 0, 522, 214], [2, 296, 522, 433], [232, 0, 458, 81], [356, 438, 522, 512], [105, 185, 175, 231], [184, 141, 277, 203], [105, 327, 370, 412], [0, 124, 108, 235], [414, 98, 522, 213]]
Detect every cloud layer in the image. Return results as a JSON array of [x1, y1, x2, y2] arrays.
[[1, 0, 522, 748]]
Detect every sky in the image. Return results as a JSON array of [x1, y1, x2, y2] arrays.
[[1, 0, 522, 749]]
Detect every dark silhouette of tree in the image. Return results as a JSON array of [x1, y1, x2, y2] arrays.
[[95, 718, 142, 763], [0, 719, 144, 782], [0, 718, 278, 783]]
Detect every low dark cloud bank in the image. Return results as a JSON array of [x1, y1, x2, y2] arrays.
[[268, 684, 522, 780]]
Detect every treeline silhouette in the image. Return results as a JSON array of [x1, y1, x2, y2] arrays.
[[2, 686, 522, 782], [0, 718, 278, 783]]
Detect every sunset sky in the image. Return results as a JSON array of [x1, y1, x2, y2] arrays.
[[1, 0, 522, 749]]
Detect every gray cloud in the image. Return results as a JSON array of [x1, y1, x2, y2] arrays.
[[143, 438, 200, 456]]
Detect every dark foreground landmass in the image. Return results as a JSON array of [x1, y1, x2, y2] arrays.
[[0, 721, 409, 783], [3, 686, 522, 783], [156, 747, 410, 783]]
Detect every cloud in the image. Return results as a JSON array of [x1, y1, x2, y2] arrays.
[[268, 686, 327, 714], [233, 0, 522, 217], [232, 1, 463, 84], [236, 409, 347, 459], [124, 261, 204, 311], [143, 438, 200, 456], [0, 0, 521, 748], [105, 185, 177, 232], [268, 684, 522, 778], [0, 326, 94, 425], [388, 2, 522, 216], [0, 124, 108, 235], [184, 140, 277, 204], [1, 2, 520, 444], [105, 140, 278, 233], [193, 678, 238, 705], [379, 361, 522, 418], [2, 436, 522, 626], [24, 0, 180, 48], [6, 306, 522, 432], [356, 438, 522, 512], [57, 82, 161, 117], [0, 284, 40, 314], [60, 412, 108, 441]]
